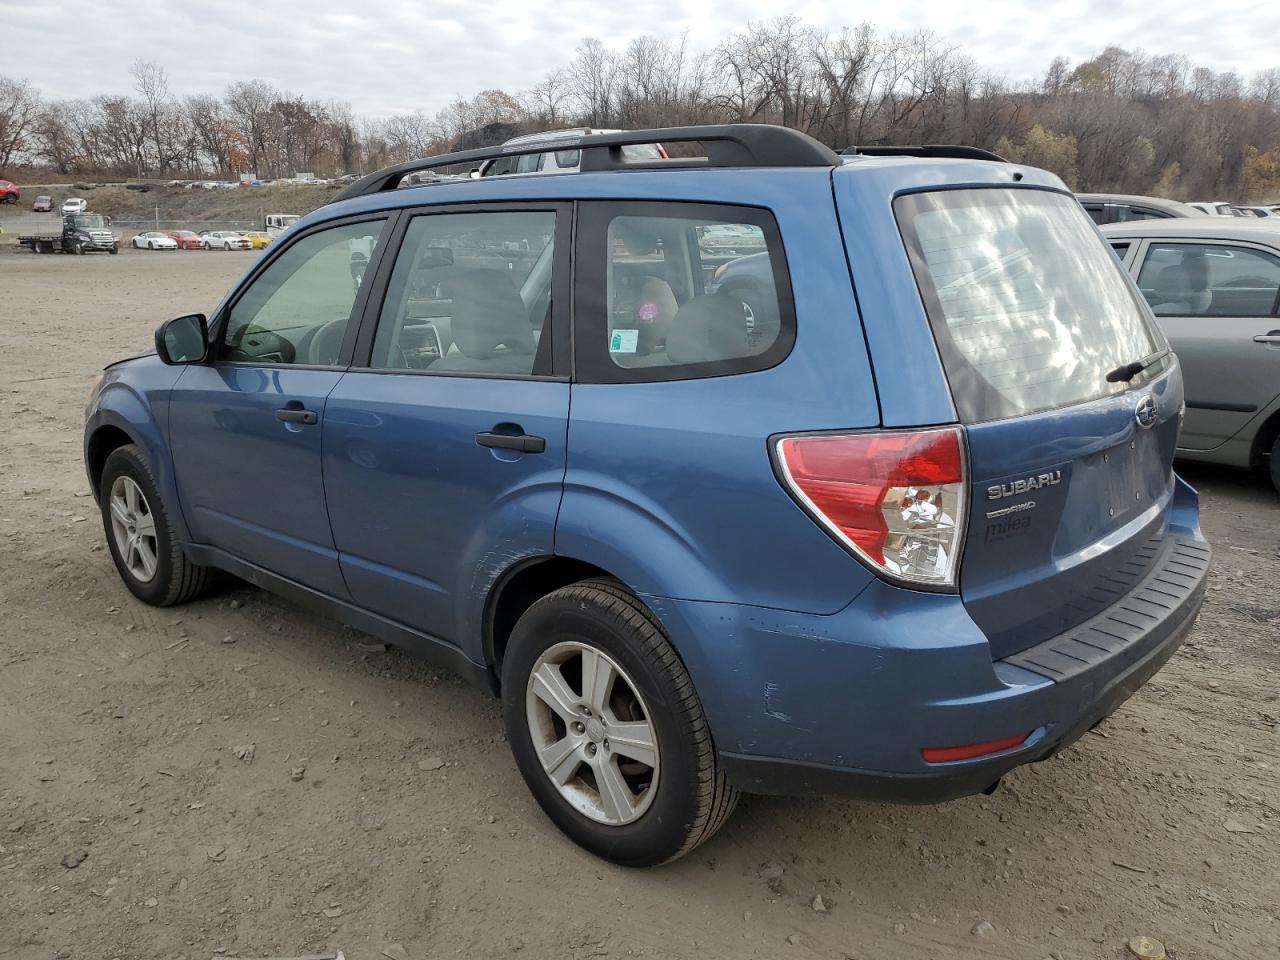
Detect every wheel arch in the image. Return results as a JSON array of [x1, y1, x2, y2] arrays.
[[483, 556, 612, 678], [1249, 404, 1280, 473], [86, 423, 136, 496]]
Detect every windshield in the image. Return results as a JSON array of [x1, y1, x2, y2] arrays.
[[73, 215, 107, 229], [896, 188, 1163, 423]]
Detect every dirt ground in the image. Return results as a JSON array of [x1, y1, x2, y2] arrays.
[[1, 251, 1277, 960]]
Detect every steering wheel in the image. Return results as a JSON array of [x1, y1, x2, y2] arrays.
[[225, 326, 296, 364]]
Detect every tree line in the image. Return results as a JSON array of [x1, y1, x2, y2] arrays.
[[3, 19, 1279, 201]]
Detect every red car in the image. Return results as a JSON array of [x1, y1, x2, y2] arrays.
[[0, 180, 19, 204], [166, 230, 204, 250]]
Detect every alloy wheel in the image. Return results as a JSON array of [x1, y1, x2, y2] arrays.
[[109, 475, 158, 583], [525, 641, 660, 825]]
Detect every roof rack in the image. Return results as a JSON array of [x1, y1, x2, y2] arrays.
[[841, 144, 1007, 163], [332, 124, 841, 204]]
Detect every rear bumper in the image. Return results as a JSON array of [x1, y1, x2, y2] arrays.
[[646, 477, 1210, 802], [719, 585, 1200, 800]]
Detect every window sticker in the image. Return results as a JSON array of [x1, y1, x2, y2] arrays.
[[609, 328, 639, 354]]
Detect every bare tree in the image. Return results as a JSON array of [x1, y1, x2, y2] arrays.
[[0, 76, 41, 173], [569, 38, 617, 127]]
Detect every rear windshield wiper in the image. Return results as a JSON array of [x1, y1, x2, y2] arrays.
[[1105, 349, 1170, 384]]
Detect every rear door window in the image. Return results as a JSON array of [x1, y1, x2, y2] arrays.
[[369, 209, 559, 376], [1137, 242, 1280, 318], [896, 188, 1163, 423]]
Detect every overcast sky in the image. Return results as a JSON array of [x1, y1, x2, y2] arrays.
[[3, 0, 1277, 115]]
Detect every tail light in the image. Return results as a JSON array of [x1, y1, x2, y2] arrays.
[[774, 427, 967, 589]]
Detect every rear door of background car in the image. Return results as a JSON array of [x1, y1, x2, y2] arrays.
[[1130, 238, 1280, 450]]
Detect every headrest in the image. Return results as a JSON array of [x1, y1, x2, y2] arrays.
[[666, 293, 749, 365], [633, 277, 678, 355], [1153, 264, 1190, 304], [439, 268, 535, 359]]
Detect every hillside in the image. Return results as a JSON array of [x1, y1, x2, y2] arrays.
[[18, 182, 340, 229]]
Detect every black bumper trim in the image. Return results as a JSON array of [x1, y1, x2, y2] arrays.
[[1002, 534, 1209, 683]]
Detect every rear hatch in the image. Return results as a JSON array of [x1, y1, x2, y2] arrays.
[[894, 187, 1182, 659]]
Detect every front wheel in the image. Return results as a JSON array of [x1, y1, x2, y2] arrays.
[[108, 244, 118, 255], [99, 444, 213, 606], [74, 241, 84, 255], [501, 579, 738, 866]]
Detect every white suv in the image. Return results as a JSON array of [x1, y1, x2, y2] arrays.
[[476, 128, 665, 177]]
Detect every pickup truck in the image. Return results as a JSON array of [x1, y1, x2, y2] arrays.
[[17, 213, 119, 254]]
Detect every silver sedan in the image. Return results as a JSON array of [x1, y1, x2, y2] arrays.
[[1102, 219, 1280, 493]]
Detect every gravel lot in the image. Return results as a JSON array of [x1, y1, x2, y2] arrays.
[[2, 252, 1278, 960]]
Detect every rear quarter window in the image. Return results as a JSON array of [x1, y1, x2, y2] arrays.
[[574, 201, 795, 383], [896, 188, 1163, 423]]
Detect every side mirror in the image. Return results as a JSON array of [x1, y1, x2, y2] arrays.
[[469, 168, 481, 179], [156, 314, 208, 365]]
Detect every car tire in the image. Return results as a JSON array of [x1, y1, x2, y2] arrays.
[[501, 578, 738, 866], [99, 444, 214, 607], [74, 241, 84, 255], [108, 244, 118, 255]]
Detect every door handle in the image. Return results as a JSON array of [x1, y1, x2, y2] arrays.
[[1253, 332, 1280, 345], [275, 407, 318, 425], [476, 431, 545, 454]]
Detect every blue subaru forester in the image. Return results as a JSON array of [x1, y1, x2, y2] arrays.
[[85, 126, 1210, 866]]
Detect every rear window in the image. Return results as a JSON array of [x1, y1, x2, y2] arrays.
[[896, 188, 1163, 423]]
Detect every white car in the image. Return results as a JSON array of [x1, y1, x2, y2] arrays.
[[201, 231, 252, 251], [131, 231, 179, 251], [1188, 201, 1239, 217], [61, 197, 88, 215], [476, 128, 666, 177]]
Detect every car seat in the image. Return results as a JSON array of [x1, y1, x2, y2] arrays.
[[431, 268, 537, 374]]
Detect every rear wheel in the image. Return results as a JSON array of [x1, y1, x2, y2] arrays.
[[99, 444, 213, 606], [502, 578, 738, 866]]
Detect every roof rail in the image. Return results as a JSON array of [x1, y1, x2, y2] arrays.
[[332, 124, 841, 204], [841, 144, 1007, 163]]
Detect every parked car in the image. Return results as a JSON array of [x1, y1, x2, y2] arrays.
[[61, 197, 88, 215], [1102, 218, 1280, 492], [32, 195, 53, 212], [240, 230, 274, 250], [131, 231, 179, 251], [1187, 201, 1239, 217], [201, 230, 251, 250], [476, 128, 666, 177], [0, 179, 19, 203], [1232, 206, 1279, 220], [85, 125, 1211, 866], [166, 230, 204, 250], [1075, 193, 1205, 225]]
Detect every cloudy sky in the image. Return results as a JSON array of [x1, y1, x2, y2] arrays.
[[3, 0, 1276, 115]]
